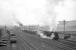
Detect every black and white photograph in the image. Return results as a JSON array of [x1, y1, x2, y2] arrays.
[[0, 0, 76, 50]]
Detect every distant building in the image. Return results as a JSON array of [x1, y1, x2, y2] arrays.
[[20, 25, 50, 31], [56, 20, 76, 31], [39, 26, 50, 31]]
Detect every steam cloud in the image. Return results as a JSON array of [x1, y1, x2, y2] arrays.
[[0, 0, 75, 30]]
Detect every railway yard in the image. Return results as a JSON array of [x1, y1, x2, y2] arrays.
[[0, 28, 76, 50]]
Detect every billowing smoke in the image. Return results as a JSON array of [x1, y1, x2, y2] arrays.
[[46, 0, 76, 31], [0, 0, 76, 31]]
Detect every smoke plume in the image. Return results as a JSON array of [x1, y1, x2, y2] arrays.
[[0, 0, 76, 31]]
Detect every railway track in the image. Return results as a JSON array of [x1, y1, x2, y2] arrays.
[[38, 38, 76, 50], [16, 33, 37, 50], [15, 30, 59, 50], [12, 30, 76, 50], [21, 32, 76, 50], [17, 32, 64, 50], [57, 39, 76, 49]]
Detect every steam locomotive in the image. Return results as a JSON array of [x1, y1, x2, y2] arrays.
[[37, 31, 59, 40]]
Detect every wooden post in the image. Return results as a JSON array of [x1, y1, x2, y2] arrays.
[[63, 20, 66, 34]]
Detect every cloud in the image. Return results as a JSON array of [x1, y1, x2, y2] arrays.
[[0, 0, 75, 30], [13, 0, 47, 25], [0, 1, 15, 25], [55, 0, 76, 21], [46, 0, 76, 30]]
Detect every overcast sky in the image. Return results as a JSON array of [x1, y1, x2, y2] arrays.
[[0, 0, 76, 27]]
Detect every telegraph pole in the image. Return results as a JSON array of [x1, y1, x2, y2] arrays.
[[63, 20, 66, 34]]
